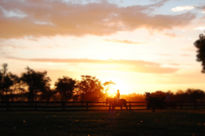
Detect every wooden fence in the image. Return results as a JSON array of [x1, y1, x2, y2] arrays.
[[0, 101, 205, 111]]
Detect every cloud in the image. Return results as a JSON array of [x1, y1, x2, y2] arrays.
[[7, 56, 178, 74], [163, 32, 176, 37], [171, 6, 194, 12], [105, 39, 142, 45], [194, 26, 205, 31], [0, 0, 196, 38], [33, 20, 54, 26], [0, 6, 27, 18], [195, 5, 205, 14]]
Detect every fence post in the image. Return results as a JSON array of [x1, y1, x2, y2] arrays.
[[129, 102, 131, 110], [6, 101, 10, 111], [34, 101, 37, 111], [86, 102, 89, 111], [62, 101, 65, 111]]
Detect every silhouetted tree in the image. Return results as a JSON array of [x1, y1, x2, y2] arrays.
[[9, 83, 26, 102], [186, 88, 205, 108], [77, 75, 104, 102], [194, 33, 205, 72], [55, 76, 76, 102], [20, 67, 51, 103], [40, 89, 56, 103], [145, 91, 167, 112], [0, 63, 18, 102], [174, 90, 188, 108]]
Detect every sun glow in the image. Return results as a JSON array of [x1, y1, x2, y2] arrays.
[[105, 80, 130, 97], [106, 85, 117, 97]]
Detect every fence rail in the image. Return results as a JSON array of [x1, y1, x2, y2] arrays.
[[0, 101, 205, 111]]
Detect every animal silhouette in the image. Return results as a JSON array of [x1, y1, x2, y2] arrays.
[[106, 97, 128, 111]]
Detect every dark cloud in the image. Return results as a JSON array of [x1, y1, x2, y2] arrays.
[[0, 0, 196, 38]]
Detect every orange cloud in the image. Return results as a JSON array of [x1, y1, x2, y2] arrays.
[[0, 0, 196, 38], [7, 56, 178, 74], [105, 39, 142, 45]]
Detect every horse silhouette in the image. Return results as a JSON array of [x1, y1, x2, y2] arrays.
[[106, 97, 128, 111]]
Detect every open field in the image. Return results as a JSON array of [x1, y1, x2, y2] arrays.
[[0, 110, 205, 136]]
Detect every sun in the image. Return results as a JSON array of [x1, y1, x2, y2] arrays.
[[106, 85, 117, 97], [105, 80, 129, 97]]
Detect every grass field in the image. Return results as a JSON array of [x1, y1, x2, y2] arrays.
[[0, 110, 205, 136]]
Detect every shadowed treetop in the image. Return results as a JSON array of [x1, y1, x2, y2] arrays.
[[55, 76, 76, 101], [194, 33, 205, 73]]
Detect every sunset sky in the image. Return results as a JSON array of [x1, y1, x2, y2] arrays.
[[1, 0, 205, 94]]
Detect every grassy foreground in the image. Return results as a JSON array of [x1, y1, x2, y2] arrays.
[[0, 110, 205, 136]]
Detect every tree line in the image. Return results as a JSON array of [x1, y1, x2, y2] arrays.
[[0, 64, 111, 103], [1, 63, 205, 106], [145, 89, 205, 111], [144, 33, 205, 110]]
